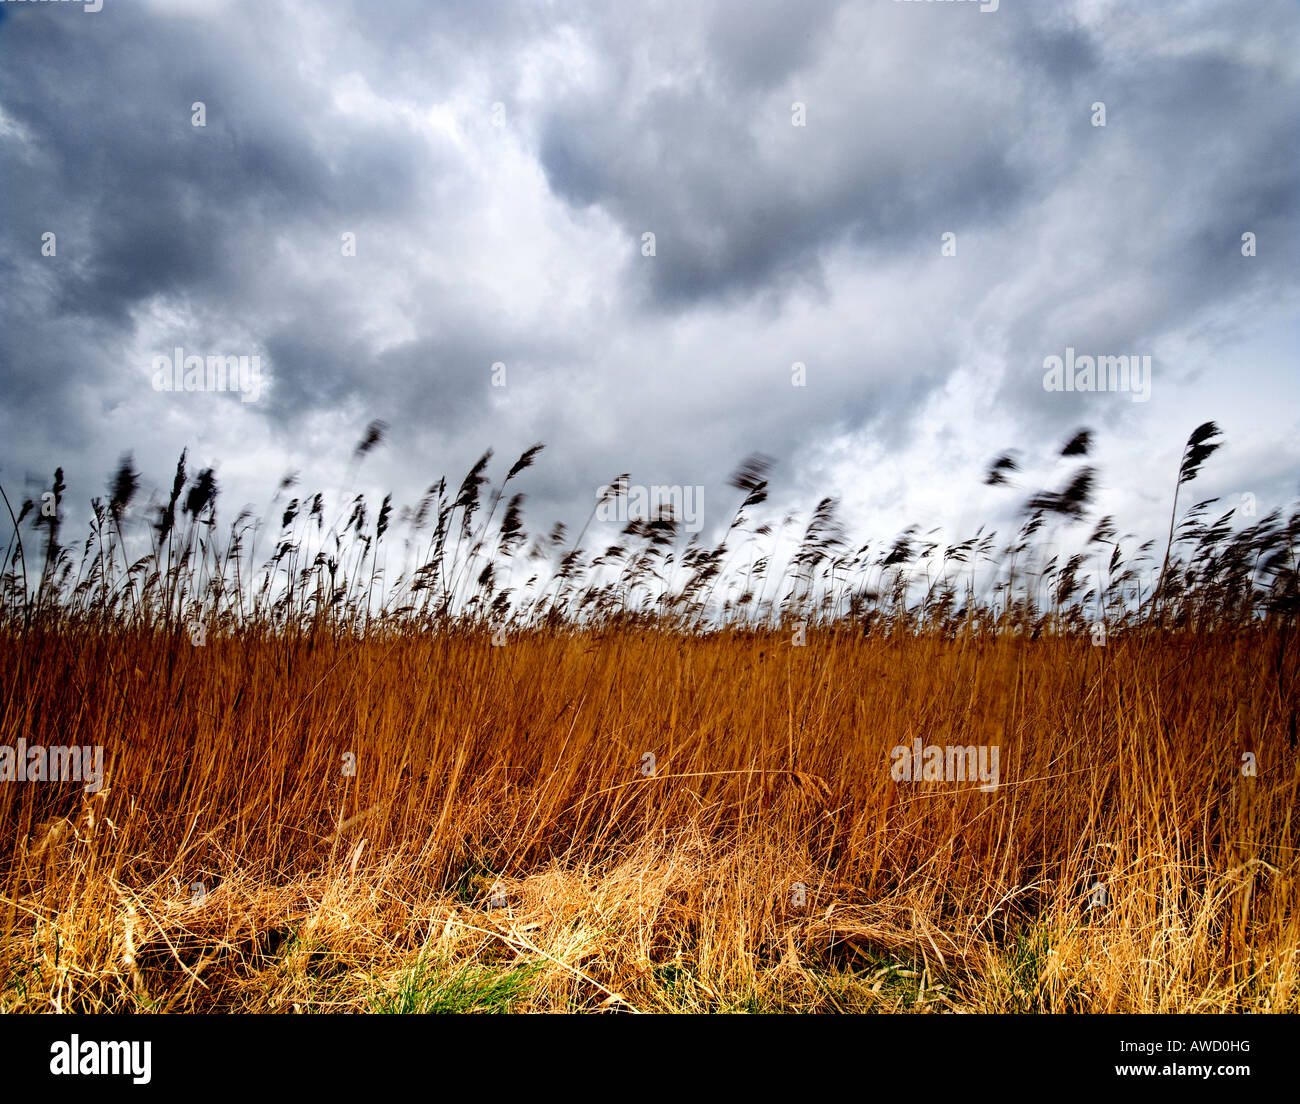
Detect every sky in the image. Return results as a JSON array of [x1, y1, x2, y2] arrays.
[[1, 0, 1297, 597]]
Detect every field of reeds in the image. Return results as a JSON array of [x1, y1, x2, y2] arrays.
[[1, 422, 1296, 1013]]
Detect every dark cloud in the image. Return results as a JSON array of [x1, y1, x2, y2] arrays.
[[0, 0, 1296, 559]]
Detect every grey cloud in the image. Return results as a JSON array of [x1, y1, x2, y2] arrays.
[[0, 0, 1296, 571]]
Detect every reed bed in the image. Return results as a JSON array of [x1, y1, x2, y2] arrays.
[[0, 422, 1296, 1012]]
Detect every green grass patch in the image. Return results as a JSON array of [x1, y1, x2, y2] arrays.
[[370, 953, 541, 1014]]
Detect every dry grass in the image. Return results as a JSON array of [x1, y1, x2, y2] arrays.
[[2, 625, 1296, 1013], [2, 422, 1296, 1011]]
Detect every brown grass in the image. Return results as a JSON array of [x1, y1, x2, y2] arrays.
[[2, 624, 1296, 1013]]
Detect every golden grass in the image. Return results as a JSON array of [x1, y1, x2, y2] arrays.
[[1, 625, 1296, 1013]]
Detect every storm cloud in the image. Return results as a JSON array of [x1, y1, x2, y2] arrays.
[[1, 0, 1296, 563]]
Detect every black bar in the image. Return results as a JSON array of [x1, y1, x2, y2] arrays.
[[5, 1013, 1287, 1094]]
